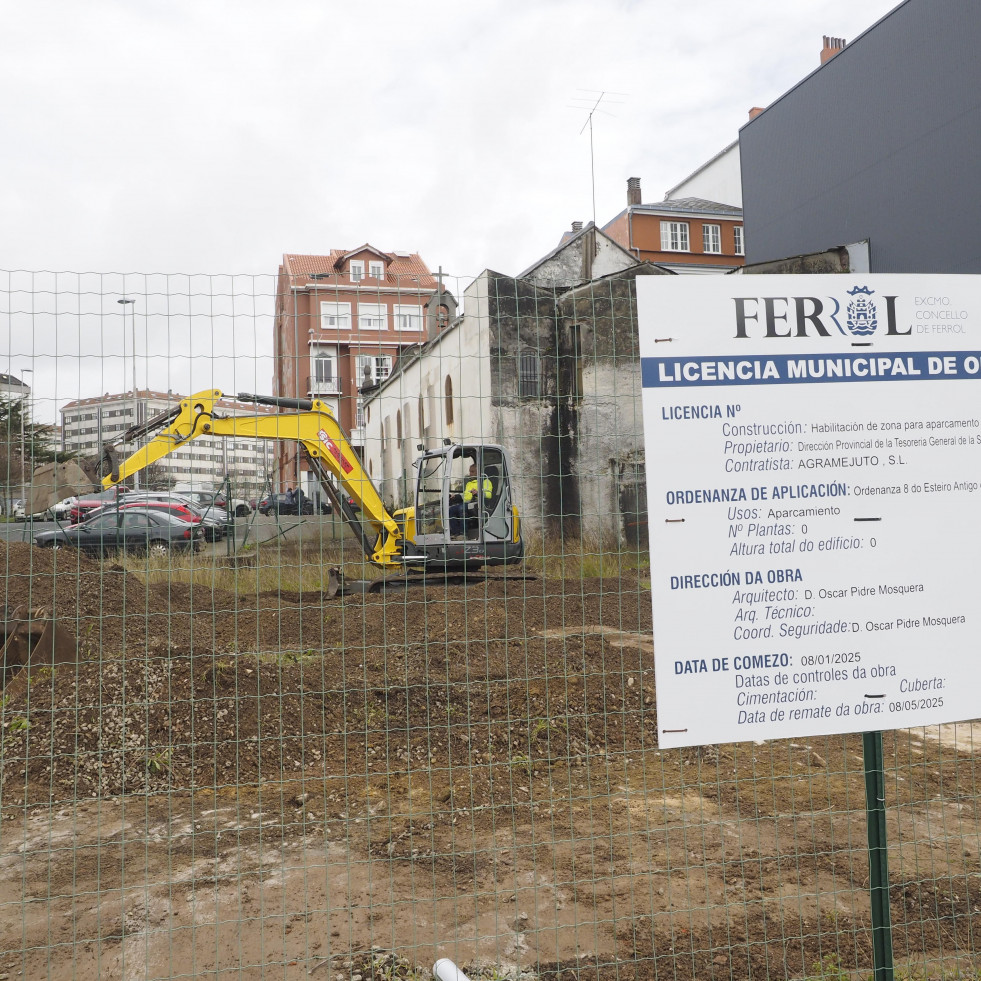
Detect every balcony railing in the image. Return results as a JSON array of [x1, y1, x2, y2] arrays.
[[306, 376, 341, 396]]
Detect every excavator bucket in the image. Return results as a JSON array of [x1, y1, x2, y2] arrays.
[[0, 606, 78, 698], [324, 567, 344, 599], [27, 458, 99, 516]]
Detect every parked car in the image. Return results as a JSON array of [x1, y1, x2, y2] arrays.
[[257, 493, 331, 516], [93, 495, 227, 542], [34, 509, 204, 555], [49, 496, 78, 520], [143, 493, 229, 541], [10, 500, 25, 520], [173, 488, 250, 517], [69, 487, 131, 524]]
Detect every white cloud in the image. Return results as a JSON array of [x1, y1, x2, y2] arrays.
[[0, 0, 903, 417]]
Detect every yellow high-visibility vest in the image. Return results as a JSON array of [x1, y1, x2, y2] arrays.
[[463, 476, 492, 503]]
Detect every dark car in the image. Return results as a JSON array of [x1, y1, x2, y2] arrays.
[[257, 493, 330, 516], [88, 493, 228, 542], [121, 495, 227, 541], [35, 509, 204, 556]]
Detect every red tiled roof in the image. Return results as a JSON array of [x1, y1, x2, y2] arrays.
[[283, 249, 437, 290]]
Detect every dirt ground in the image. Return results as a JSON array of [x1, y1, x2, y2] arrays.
[[1, 543, 980, 980]]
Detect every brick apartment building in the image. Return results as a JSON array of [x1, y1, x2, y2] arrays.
[[603, 177, 744, 273], [274, 246, 445, 494], [60, 390, 275, 496]]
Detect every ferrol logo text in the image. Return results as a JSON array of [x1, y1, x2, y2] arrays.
[[733, 287, 908, 339]]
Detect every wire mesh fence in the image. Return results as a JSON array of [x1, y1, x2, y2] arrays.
[[0, 267, 979, 980]]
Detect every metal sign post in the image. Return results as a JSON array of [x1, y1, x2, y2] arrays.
[[863, 730, 894, 981]]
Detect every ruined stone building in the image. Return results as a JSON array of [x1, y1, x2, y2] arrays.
[[360, 224, 673, 545]]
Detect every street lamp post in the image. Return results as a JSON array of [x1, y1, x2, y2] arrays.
[[117, 297, 139, 489]]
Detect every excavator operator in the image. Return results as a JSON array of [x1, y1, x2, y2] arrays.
[[449, 463, 492, 538]]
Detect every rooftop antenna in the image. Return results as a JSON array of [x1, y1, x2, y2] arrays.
[[568, 89, 628, 227]]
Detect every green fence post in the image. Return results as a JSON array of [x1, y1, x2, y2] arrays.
[[863, 729, 894, 981]]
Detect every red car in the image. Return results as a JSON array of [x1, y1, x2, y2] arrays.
[[86, 500, 203, 527]]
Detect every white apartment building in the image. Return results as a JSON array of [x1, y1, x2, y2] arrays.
[[60, 390, 276, 496]]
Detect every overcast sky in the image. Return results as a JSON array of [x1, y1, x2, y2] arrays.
[[0, 0, 903, 421]]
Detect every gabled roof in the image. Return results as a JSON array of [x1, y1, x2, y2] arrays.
[[338, 243, 390, 263], [282, 251, 437, 289], [518, 221, 637, 281]]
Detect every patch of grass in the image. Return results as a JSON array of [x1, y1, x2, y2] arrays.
[[123, 540, 379, 596], [805, 954, 857, 981], [111, 529, 648, 594], [522, 532, 650, 580], [531, 715, 567, 742], [255, 649, 321, 669], [201, 659, 234, 685], [29, 665, 54, 686], [6, 716, 30, 733]]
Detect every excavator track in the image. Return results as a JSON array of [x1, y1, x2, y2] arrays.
[[331, 570, 538, 597]]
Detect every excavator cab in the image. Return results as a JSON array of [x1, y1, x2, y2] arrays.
[[412, 444, 522, 568]]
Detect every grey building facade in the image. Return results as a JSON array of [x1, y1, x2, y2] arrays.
[[740, 0, 981, 273]]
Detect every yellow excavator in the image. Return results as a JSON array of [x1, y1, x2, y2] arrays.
[[31, 389, 523, 583], [5, 388, 524, 688]]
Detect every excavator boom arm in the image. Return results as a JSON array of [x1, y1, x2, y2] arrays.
[[102, 389, 403, 565]]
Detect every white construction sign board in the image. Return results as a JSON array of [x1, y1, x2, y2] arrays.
[[639, 274, 981, 748]]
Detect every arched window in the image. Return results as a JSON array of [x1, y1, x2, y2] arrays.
[[396, 409, 402, 446], [418, 395, 425, 435], [444, 375, 454, 424]]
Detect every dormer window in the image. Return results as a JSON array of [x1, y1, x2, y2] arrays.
[[369, 261, 385, 280], [350, 261, 364, 282]]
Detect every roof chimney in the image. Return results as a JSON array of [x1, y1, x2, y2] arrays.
[[821, 35, 846, 64], [748, 106, 766, 121], [571, 221, 583, 233], [627, 176, 642, 206]]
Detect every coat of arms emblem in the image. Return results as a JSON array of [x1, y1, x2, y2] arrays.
[[846, 285, 877, 336]]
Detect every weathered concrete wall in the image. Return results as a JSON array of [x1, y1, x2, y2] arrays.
[[556, 264, 669, 544], [738, 246, 851, 276], [485, 274, 559, 534]]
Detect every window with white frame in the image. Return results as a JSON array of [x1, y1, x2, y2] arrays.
[[320, 301, 351, 330], [357, 302, 386, 330], [349, 261, 364, 282], [368, 261, 385, 279], [355, 398, 366, 428], [660, 221, 690, 252], [313, 353, 335, 385], [702, 224, 722, 254], [355, 354, 393, 386], [392, 304, 423, 331], [734, 225, 744, 256]]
